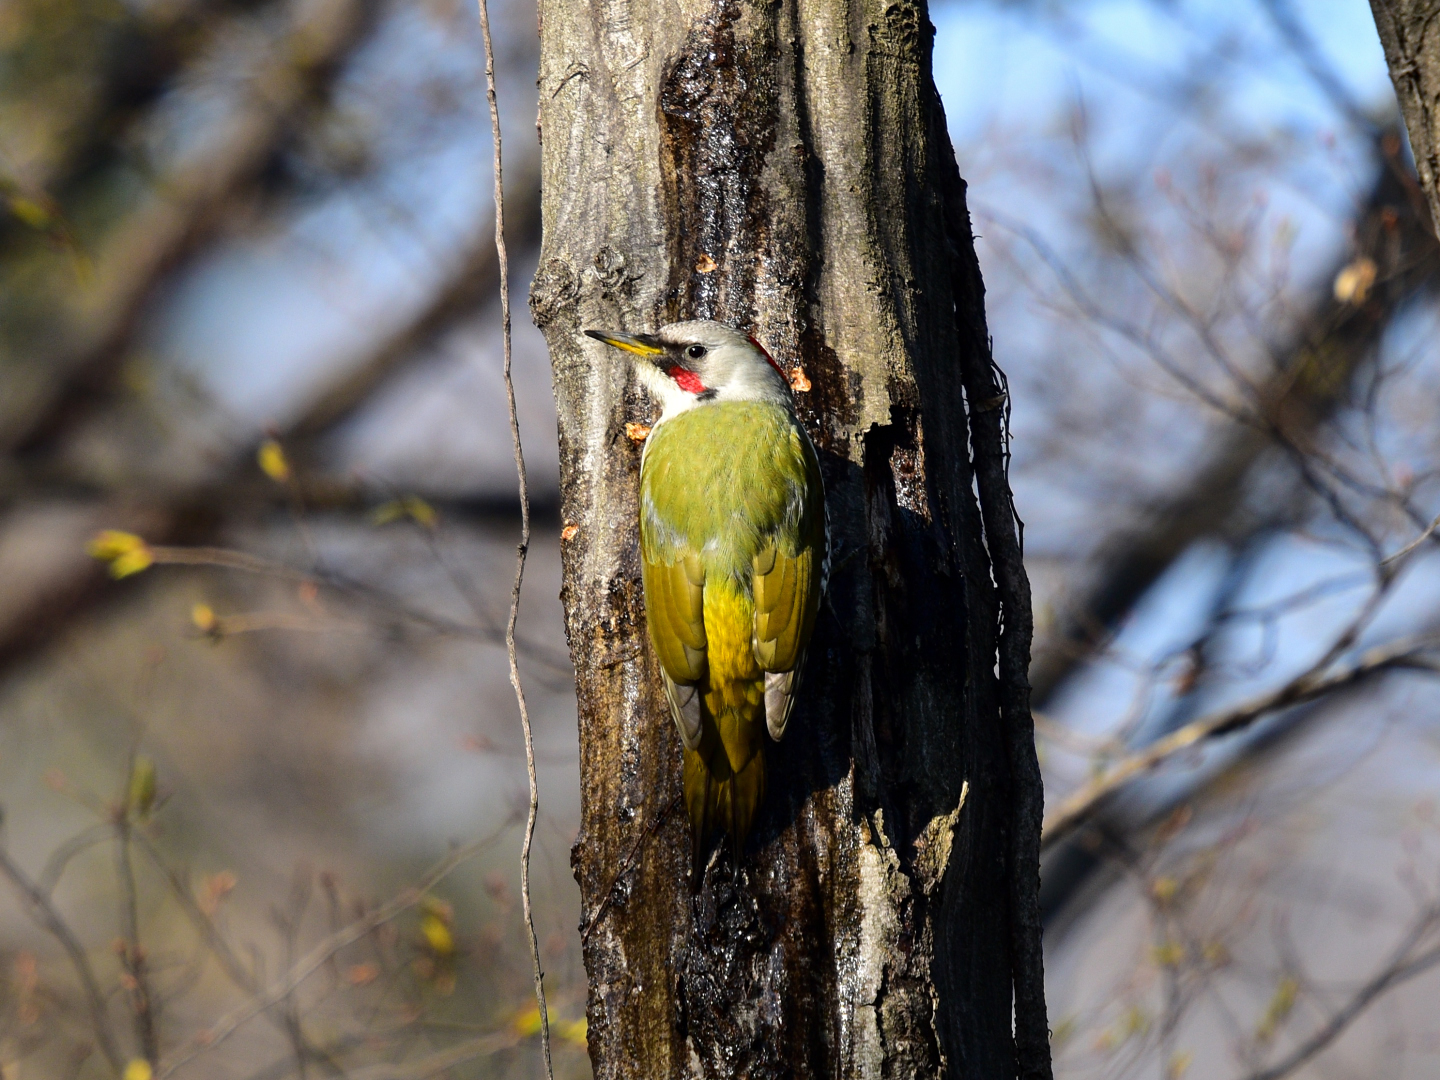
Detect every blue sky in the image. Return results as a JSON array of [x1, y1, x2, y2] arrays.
[[146, 0, 1403, 537], [934, 0, 1390, 147]]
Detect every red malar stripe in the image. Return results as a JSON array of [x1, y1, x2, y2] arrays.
[[668, 366, 707, 394]]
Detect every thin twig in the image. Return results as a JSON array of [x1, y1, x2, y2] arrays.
[[141, 544, 572, 679], [1381, 510, 1440, 569], [582, 797, 681, 943], [132, 833, 256, 990], [0, 838, 125, 1073], [116, 815, 159, 1066], [1041, 633, 1440, 850], [157, 820, 515, 1078], [1241, 903, 1440, 1080], [38, 824, 112, 897], [473, 0, 554, 1075], [131, 832, 343, 1073], [115, 746, 159, 1068], [347, 1031, 520, 1079]]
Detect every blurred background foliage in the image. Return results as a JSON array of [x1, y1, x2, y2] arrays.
[[2, 0, 1439, 1077]]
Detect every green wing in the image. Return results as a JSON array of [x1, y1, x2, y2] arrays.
[[640, 553, 707, 748], [639, 405, 825, 747], [751, 429, 825, 740], [751, 538, 821, 740]]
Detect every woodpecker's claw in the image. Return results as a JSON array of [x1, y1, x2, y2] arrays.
[[584, 329, 664, 356]]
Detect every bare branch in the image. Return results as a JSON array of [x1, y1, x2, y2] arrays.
[[1242, 901, 1440, 1080], [131, 832, 343, 1072], [3, 0, 381, 455], [1041, 633, 1440, 851], [1381, 509, 1440, 568], [37, 825, 113, 898], [156, 819, 516, 1078], [346, 1031, 519, 1079], [1012, 137, 1438, 707], [473, 0, 553, 1073], [106, 543, 572, 681], [0, 835, 126, 1073], [115, 813, 159, 1067]]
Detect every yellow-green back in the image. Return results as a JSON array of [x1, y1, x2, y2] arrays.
[[637, 400, 824, 870]]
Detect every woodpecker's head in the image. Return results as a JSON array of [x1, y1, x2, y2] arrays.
[[585, 320, 791, 421]]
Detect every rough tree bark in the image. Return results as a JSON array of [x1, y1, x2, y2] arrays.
[[529, 0, 1050, 1075], [1372, 1, 1440, 231]]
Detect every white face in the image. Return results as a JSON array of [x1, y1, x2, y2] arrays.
[[636, 320, 793, 422]]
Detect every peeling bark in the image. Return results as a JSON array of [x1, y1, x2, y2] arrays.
[[530, 0, 1050, 1074]]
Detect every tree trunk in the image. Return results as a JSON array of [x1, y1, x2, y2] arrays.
[[1372, 1, 1440, 233], [528, 0, 1051, 1075]]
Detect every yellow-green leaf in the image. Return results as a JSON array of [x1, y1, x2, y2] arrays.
[[1151, 941, 1186, 968], [372, 496, 438, 530], [1256, 976, 1299, 1041], [258, 439, 291, 483], [8, 195, 51, 229], [511, 1003, 543, 1037], [128, 756, 157, 819], [419, 914, 454, 957], [87, 531, 153, 578]]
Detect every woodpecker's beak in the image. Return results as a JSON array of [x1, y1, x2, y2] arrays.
[[584, 329, 664, 357]]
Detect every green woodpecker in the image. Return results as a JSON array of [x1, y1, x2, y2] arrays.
[[585, 321, 827, 876]]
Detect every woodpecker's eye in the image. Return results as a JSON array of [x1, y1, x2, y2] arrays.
[[687, 345, 707, 359]]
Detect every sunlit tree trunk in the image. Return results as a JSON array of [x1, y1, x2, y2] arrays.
[[529, 0, 1051, 1074], [1372, 0, 1440, 231]]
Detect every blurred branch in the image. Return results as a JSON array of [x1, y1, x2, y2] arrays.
[[1383, 508, 1440, 567], [38, 824, 112, 896], [132, 832, 344, 1074], [115, 814, 159, 1067], [1019, 133, 1438, 707], [346, 1032, 519, 1079], [0, 0, 276, 250], [2, 469, 560, 521], [0, 833, 126, 1074], [1260, 0, 1380, 135], [119, 540, 573, 679], [157, 817, 516, 1078], [1241, 898, 1440, 1080], [287, 155, 542, 441], [3, 0, 382, 455], [1041, 631, 1440, 851], [0, 162, 544, 675]]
